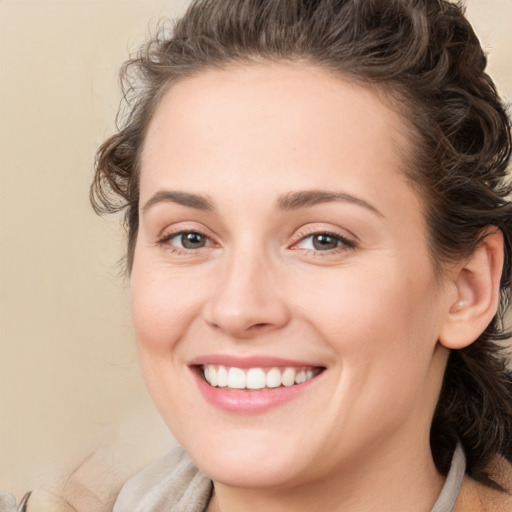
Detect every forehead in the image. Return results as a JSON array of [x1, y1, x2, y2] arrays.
[[140, 62, 416, 214]]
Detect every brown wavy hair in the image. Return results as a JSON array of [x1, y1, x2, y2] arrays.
[[91, 0, 512, 488]]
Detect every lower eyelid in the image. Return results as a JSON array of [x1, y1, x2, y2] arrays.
[[292, 233, 354, 250]]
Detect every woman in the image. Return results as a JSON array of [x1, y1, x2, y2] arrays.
[[89, 0, 512, 510]]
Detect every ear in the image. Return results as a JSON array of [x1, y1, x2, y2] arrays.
[[439, 228, 504, 349]]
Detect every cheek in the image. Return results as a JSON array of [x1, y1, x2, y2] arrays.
[[129, 265, 201, 416], [302, 269, 442, 432], [130, 263, 204, 353], [295, 262, 441, 372]]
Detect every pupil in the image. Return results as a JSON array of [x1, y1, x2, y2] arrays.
[[313, 234, 337, 250], [182, 232, 205, 249]]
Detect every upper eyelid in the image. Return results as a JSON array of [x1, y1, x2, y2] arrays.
[[161, 229, 215, 244], [156, 224, 357, 248], [291, 232, 355, 250], [291, 225, 357, 244], [157, 222, 218, 240]]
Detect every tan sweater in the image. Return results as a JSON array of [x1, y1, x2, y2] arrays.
[[16, 446, 512, 511], [453, 456, 512, 511]]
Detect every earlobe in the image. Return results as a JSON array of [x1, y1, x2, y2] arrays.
[[439, 228, 504, 350]]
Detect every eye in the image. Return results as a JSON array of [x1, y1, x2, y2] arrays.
[[164, 231, 213, 250], [293, 232, 355, 252]]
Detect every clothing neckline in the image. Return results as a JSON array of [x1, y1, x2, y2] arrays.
[[430, 443, 466, 512], [112, 443, 466, 512]]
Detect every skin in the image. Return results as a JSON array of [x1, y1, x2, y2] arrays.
[[130, 62, 462, 511]]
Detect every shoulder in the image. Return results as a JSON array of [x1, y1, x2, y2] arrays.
[[113, 446, 212, 512], [454, 456, 512, 512], [22, 446, 211, 512]]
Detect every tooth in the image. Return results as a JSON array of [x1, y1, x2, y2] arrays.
[[205, 364, 318, 389], [282, 367, 296, 387], [266, 367, 282, 388], [295, 370, 306, 384], [228, 367, 246, 389], [217, 366, 228, 387], [209, 366, 218, 386], [246, 368, 266, 389]]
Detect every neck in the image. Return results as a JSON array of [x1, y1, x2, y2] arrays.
[[208, 438, 445, 512]]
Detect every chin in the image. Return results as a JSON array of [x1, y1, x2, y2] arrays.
[[195, 453, 303, 489], [181, 429, 313, 489]]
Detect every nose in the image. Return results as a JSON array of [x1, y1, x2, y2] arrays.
[[202, 250, 291, 339]]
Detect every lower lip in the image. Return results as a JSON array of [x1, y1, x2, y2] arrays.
[[192, 369, 321, 413]]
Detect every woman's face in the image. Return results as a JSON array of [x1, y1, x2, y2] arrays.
[[131, 63, 452, 488]]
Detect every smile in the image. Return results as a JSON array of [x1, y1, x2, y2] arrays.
[[202, 365, 321, 390], [190, 356, 326, 412]]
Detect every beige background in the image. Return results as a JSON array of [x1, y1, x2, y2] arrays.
[[0, 0, 511, 501]]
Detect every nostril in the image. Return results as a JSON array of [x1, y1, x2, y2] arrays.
[[251, 323, 270, 330]]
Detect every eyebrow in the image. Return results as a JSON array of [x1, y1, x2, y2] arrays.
[[141, 188, 382, 217], [278, 190, 383, 217], [142, 190, 214, 212]]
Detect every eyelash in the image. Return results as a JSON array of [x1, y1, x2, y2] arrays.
[[157, 230, 214, 254], [157, 229, 357, 256], [291, 230, 357, 255]]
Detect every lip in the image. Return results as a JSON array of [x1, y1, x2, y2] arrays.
[[189, 355, 325, 413], [188, 354, 324, 368]]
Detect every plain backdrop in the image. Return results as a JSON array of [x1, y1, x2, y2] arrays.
[[1, 0, 511, 500]]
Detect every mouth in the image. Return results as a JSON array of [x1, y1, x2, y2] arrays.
[[189, 356, 326, 412], [200, 365, 323, 390]]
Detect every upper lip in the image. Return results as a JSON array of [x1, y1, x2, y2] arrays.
[[188, 354, 325, 369]]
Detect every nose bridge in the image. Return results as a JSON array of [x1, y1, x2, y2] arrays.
[[204, 240, 290, 337]]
